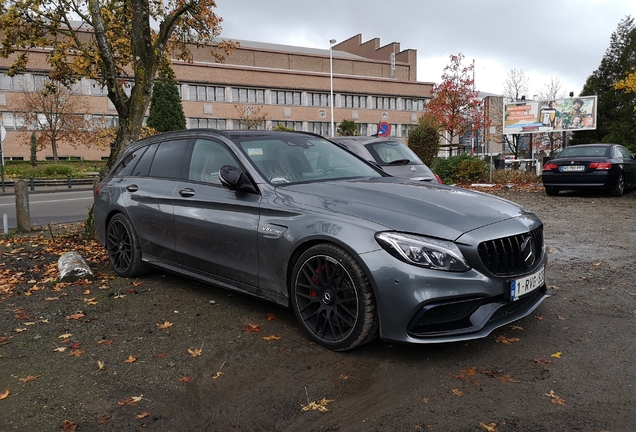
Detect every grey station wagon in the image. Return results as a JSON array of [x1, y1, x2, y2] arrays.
[[94, 129, 549, 351]]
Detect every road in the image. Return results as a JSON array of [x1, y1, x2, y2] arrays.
[[0, 189, 94, 230]]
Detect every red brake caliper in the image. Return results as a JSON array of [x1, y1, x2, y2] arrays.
[[309, 264, 326, 297]]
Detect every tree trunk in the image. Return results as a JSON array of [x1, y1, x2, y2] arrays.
[[51, 137, 58, 163]]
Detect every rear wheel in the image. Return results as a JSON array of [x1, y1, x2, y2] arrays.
[[610, 173, 624, 196], [545, 187, 559, 196], [291, 244, 378, 351], [106, 214, 149, 278]]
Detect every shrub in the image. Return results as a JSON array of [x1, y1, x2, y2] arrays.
[[432, 154, 488, 184], [42, 164, 73, 177]]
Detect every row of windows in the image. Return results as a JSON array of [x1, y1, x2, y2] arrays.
[[2, 72, 427, 112], [1, 111, 119, 130]]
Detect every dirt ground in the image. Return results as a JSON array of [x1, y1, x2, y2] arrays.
[[1, 186, 635, 432]]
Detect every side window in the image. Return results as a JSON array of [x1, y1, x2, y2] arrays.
[[131, 143, 158, 176], [148, 140, 189, 179], [112, 146, 146, 177], [618, 146, 634, 159], [188, 139, 238, 184]]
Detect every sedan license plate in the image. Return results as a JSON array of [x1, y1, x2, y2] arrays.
[[559, 165, 585, 172], [510, 267, 545, 301]]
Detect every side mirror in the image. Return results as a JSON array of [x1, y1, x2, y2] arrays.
[[219, 165, 258, 193]]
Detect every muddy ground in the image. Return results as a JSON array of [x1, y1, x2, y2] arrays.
[[1, 186, 635, 432]]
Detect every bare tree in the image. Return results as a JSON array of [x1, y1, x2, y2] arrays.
[[16, 80, 95, 162], [502, 69, 530, 157], [234, 105, 269, 130]]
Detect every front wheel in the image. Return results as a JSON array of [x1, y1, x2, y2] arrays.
[[610, 173, 624, 196], [291, 244, 378, 351], [106, 214, 150, 278]]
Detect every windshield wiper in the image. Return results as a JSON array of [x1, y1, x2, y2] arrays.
[[387, 159, 411, 165]]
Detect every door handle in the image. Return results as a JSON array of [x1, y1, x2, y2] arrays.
[[179, 188, 196, 198], [126, 184, 139, 192]]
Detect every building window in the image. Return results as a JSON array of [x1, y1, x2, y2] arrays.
[[308, 92, 329, 107], [372, 96, 398, 110], [90, 79, 108, 96], [271, 90, 302, 106], [404, 98, 425, 111], [230, 87, 264, 104], [189, 85, 226, 102], [0, 73, 24, 91], [340, 94, 367, 109], [308, 121, 331, 136], [188, 118, 227, 129], [357, 123, 368, 136], [271, 120, 302, 131]]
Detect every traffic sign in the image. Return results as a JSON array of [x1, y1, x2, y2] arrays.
[[377, 121, 391, 137]]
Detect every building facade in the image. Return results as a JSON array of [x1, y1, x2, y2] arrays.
[[0, 34, 434, 161]]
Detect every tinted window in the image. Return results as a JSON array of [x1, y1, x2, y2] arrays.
[[367, 141, 423, 165], [558, 146, 609, 158], [112, 146, 146, 177], [131, 143, 158, 177], [617, 146, 633, 159], [148, 140, 189, 179]]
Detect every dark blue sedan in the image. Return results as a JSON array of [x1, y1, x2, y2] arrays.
[[542, 144, 636, 196]]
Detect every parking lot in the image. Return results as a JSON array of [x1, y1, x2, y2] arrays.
[[1, 187, 635, 432]]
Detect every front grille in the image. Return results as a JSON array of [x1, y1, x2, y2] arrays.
[[408, 297, 484, 334], [478, 225, 543, 276]]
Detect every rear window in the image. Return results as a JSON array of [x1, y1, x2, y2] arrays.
[[148, 140, 189, 179], [558, 146, 609, 158], [367, 141, 423, 165]]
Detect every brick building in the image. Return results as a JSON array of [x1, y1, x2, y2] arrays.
[[0, 34, 434, 161]]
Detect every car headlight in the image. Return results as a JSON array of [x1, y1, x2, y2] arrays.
[[375, 232, 470, 272]]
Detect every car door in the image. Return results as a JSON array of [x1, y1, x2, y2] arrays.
[[119, 139, 190, 263], [173, 138, 261, 288]]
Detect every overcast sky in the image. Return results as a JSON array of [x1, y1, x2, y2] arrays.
[[215, 0, 634, 98]]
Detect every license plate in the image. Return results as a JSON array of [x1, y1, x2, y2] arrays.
[[510, 266, 545, 301], [560, 165, 585, 172]]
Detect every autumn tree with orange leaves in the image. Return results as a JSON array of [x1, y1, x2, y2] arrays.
[[16, 80, 96, 163], [426, 53, 486, 156], [0, 0, 237, 172]]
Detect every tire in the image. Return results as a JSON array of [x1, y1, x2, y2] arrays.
[[610, 173, 624, 196], [106, 213, 150, 278], [545, 187, 559, 196], [291, 244, 378, 351]]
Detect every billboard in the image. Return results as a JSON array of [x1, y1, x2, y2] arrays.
[[503, 96, 597, 135]]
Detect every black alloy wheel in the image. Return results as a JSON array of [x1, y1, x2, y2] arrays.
[[611, 173, 624, 196], [291, 244, 378, 351], [106, 214, 149, 278]]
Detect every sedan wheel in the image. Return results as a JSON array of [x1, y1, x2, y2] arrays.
[[611, 173, 624, 196], [106, 214, 149, 278], [291, 244, 378, 351]]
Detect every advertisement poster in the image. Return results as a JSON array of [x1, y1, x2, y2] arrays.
[[503, 96, 597, 135]]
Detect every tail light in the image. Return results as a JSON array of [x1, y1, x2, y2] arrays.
[[434, 174, 443, 184], [589, 162, 612, 170], [543, 163, 558, 171], [93, 184, 100, 197]]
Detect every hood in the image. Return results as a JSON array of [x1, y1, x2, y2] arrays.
[[276, 178, 527, 241]]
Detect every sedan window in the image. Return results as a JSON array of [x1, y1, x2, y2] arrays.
[[368, 141, 423, 165], [148, 140, 189, 179]]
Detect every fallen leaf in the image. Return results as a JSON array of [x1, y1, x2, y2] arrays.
[[460, 367, 477, 376], [535, 314, 544, 321], [479, 422, 498, 432], [242, 324, 260, 333], [557, 315, 567, 320], [97, 414, 111, 424], [494, 335, 520, 345], [593, 262, 601, 266], [131, 280, 143, 287], [62, 420, 77, 431], [83, 297, 98, 305], [53, 347, 67, 352], [188, 348, 202, 357], [551, 352, 562, 359], [114, 293, 126, 299], [97, 360, 105, 371], [135, 411, 151, 419], [14, 328, 27, 333], [44, 297, 59, 301], [534, 358, 553, 366], [263, 335, 281, 341], [0, 389, 9, 399], [451, 389, 467, 397], [124, 355, 137, 363], [154, 352, 168, 358], [19, 375, 40, 384], [301, 397, 334, 412], [156, 320, 173, 330], [66, 312, 85, 320], [418, 397, 429, 404], [70, 349, 85, 357], [267, 313, 277, 321], [179, 376, 191, 383], [544, 390, 566, 406], [59, 333, 73, 339], [117, 395, 142, 407], [211, 371, 224, 379], [97, 339, 114, 345], [509, 325, 524, 331], [82, 289, 91, 295]]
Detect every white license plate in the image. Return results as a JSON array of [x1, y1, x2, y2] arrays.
[[560, 165, 585, 172], [510, 266, 545, 301]]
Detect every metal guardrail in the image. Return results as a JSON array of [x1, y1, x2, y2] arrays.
[[1, 176, 97, 192]]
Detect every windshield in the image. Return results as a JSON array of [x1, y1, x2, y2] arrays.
[[366, 140, 423, 165], [557, 146, 610, 158], [238, 136, 383, 185]]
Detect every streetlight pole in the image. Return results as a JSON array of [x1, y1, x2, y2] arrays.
[[329, 39, 336, 137]]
